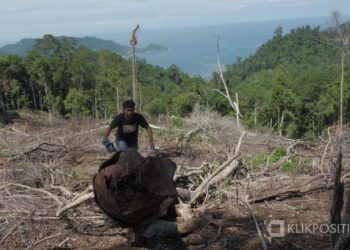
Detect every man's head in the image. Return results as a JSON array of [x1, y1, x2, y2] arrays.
[[122, 100, 135, 120]]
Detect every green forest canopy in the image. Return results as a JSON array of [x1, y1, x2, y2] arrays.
[[0, 23, 349, 139]]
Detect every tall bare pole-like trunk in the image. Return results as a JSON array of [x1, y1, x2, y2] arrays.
[[116, 86, 120, 114], [0, 95, 5, 112], [139, 86, 143, 113], [332, 11, 349, 136], [235, 92, 240, 128], [43, 81, 53, 127], [279, 110, 285, 137], [30, 80, 37, 110], [94, 91, 98, 119], [130, 25, 139, 106], [254, 105, 257, 126], [340, 50, 345, 135]]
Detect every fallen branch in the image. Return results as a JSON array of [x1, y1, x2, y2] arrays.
[[24, 232, 61, 250], [57, 237, 70, 248], [0, 183, 62, 205], [0, 214, 31, 245], [56, 191, 94, 217], [189, 131, 246, 204], [248, 176, 333, 203], [149, 123, 163, 130], [244, 200, 268, 250]]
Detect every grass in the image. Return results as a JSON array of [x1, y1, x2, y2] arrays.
[[269, 147, 287, 163], [246, 147, 287, 169]]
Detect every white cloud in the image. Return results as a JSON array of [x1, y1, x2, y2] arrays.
[[0, 0, 349, 42]]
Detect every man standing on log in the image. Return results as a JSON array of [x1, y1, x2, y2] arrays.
[[102, 100, 154, 152]]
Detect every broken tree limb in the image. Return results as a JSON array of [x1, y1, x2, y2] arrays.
[[23, 232, 61, 250], [0, 183, 62, 205], [244, 200, 268, 250], [248, 176, 333, 203], [0, 213, 32, 245], [149, 123, 163, 130], [320, 127, 331, 176], [56, 191, 94, 217], [189, 131, 246, 204]]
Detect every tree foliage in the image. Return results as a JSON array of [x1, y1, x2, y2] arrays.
[[1, 23, 350, 139]]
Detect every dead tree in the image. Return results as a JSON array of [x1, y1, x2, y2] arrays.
[[213, 35, 242, 129], [331, 11, 349, 136], [130, 24, 139, 104]]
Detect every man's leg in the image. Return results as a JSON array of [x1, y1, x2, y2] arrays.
[[116, 140, 128, 151], [128, 143, 138, 150]]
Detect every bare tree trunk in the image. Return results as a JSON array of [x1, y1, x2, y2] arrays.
[[39, 92, 43, 111], [94, 91, 98, 119], [332, 11, 349, 136], [254, 105, 257, 126], [236, 92, 240, 128], [130, 25, 139, 106], [139, 86, 142, 113], [29, 81, 38, 110], [339, 50, 345, 135], [79, 71, 83, 91], [43, 82, 53, 127], [279, 109, 285, 137], [0, 94, 5, 112], [104, 103, 107, 119], [213, 36, 242, 129], [116, 86, 120, 114]]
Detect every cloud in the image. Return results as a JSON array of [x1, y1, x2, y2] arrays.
[[0, 0, 349, 43]]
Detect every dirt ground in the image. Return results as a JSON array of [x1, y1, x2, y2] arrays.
[[0, 111, 347, 249]]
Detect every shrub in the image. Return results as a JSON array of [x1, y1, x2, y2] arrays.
[[172, 92, 199, 116], [145, 97, 171, 115], [270, 147, 287, 163], [64, 88, 91, 117]]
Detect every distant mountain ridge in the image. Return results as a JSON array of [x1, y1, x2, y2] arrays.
[[0, 36, 168, 57]]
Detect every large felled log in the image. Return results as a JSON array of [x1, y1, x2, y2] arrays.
[[248, 174, 333, 203]]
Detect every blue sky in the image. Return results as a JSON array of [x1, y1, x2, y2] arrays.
[[0, 0, 349, 44]]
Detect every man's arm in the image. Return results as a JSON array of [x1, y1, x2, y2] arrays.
[[147, 126, 154, 149], [104, 116, 118, 139], [104, 127, 112, 139]]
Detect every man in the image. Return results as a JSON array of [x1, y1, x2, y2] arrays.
[[102, 100, 154, 152]]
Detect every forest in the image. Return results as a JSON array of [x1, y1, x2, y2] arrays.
[[0, 21, 349, 139]]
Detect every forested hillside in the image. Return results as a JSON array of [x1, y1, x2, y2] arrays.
[[0, 36, 167, 57], [212, 24, 350, 139], [0, 34, 204, 119], [1, 22, 349, 139]]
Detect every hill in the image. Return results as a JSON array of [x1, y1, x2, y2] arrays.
[[0, 35, 167, 57], [214, 24, 349, 139]]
